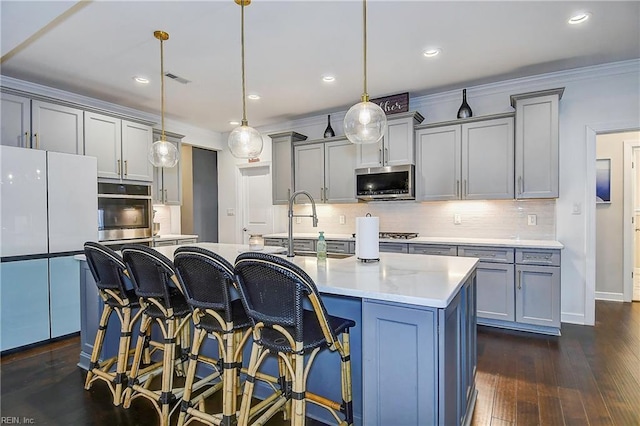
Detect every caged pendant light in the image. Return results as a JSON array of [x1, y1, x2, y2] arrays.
[[228, 0, 263, 159], [344, 0, 387, 145], [148, 30, 179, 168]]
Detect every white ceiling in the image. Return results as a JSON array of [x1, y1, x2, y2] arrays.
[[1, 1, 639, 133]]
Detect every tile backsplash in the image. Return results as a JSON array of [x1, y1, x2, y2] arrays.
[[276, 199, 556, 240], [152, 205, 182, 236]]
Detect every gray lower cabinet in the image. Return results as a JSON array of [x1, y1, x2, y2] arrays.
[[516, 263, 561, 328], [362, 275, 476, 425], [379, 242, 409, 253], [475, 262, 515, 321]]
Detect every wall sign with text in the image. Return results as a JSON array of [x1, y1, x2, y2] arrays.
[[370, 92, 409, 115]]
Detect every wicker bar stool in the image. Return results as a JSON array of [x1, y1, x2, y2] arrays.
[[173, 246, 253, 426], [234, 252, 355, 426], [83, 242, 143, 406], [121, 244, 192, 426]]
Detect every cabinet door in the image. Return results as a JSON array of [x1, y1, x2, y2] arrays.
[[384, 115, 414, 166], [462, 117, 514, 200], [161, 157, 181, 204], [31, 100, 83, 154], [85, 112, 122, 179], [516, 265, 561, 327], [0, 259, 50, 351], [363, 300, 438, 426], [514, 93, 560, 199], [415, 125, 461, 201], [272, 134, 294, 204], [294, 143, 324, 202], [476, 262, 515, 321], [122, 120, 153, 182], [1, 93, 31, 148], [324, 139, 357, 203], [49, 256, 81, 337], [355, 140, 383, 168]]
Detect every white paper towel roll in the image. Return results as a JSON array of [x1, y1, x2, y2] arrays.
[[356, 216, 379, 261]]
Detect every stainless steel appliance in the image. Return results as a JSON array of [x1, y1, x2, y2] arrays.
[[98, 182, 153, 247], [355, 164, 415, 201]]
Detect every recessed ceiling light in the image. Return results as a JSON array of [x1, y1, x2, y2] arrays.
[[133, 76, 149, 84], [229, 120, 240, 126], [322, 75, 336, 82], [423, 48, 441, 58], [247, 94, 260, 100], [568, 12, 590, 25]]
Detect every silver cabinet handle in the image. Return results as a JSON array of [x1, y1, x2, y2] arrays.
[[117, 159, 121, 176], [379, 148, 382, 165], [517, 269, 522, 290], [159, 189, 163, 202], [25, 132, 30, 149], [35, 133, 40, 149], [384, 147, 389, 165], [463, 179, 467, 197], [124, 160, 128, 176], [324, 187, 328, 202], [456, 180, 460, 198], [320, 187, 324, 202], [164, 189, 168, 203]]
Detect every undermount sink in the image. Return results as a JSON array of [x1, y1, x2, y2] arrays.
[[294, 252, 353, 259]]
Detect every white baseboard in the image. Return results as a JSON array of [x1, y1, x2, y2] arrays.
[[561, 312, 586, 325], [595, 291, 625, 302]]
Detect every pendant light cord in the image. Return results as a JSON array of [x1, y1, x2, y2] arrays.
[[362, 0, 369, 102], [241, 2, 248, 126], [160, 36, 166, 140]]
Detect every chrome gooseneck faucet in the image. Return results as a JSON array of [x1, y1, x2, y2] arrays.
[[287, 190, 318, 257]]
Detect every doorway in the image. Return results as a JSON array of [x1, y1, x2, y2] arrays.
[[237, 163, 273, 244], [191, 147, 218, 242], [624, 140, 640, 301]]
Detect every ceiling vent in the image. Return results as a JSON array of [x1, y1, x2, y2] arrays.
[[164, 72, 191, 85]]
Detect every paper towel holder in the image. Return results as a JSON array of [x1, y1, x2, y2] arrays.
[[357, 212, 380, 262]]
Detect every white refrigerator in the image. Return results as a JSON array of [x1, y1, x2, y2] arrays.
[[1, 145, 97, 350]]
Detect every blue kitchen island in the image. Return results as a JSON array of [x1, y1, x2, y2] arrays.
[[77, 243, 478, 425]]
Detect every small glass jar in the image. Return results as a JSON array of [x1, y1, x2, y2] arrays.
[[249, 234, 264, 250]]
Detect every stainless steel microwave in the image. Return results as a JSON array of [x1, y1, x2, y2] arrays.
[[355, 164, 415, 201]]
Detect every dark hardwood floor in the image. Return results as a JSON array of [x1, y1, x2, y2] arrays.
[[1, 301, 639, 425]]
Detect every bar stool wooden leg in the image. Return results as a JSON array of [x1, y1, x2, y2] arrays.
[[340, 331, 353, 426], [123, 313, 152, 408], [291, 347, 306, 426], [238, 339, 263, 425], [159, 317, 177, 426], [84, 304, 113, 391], [113, 306, 133, 405], [176, 327, 207, 426]]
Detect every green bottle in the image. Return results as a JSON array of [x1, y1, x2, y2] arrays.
[[316, 231, 327, 260]]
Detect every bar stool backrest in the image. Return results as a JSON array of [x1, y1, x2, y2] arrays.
[[234, 252, 336, 345], [121, 244, 177, 307], [173, 246, 235, 322], [84, 241, 130, 301]]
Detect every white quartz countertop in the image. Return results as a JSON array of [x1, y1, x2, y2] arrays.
[[153, 234, 199, 241], [264, 233, 563, 249], [156, 243, 477, 309]]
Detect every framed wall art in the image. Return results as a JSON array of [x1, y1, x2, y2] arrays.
[[596, 158, 611, 204]]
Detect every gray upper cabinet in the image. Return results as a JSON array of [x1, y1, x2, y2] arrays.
[[294, 136, 356, 203], [511, 88, 563, 199], [270, 132, 307, 205], [356, 111, 424, 168], [416, 114, 514, 201], [85, 111, 153, 182], [1, 92, 31, 148], [152, 130, 183, 205], [1, 93, 83, 154]]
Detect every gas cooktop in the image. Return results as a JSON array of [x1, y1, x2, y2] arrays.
[[352, 232, 419, 240]]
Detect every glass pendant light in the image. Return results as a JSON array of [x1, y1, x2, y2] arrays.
[[148, 30, 179, 168], [344, 0, 387, 145], [228, 0, 263, 159]]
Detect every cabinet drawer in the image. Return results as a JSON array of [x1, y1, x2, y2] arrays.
[[154, 239, 177, 247], [409, 244, 457, 256], [516, 249, 560, 266], [379, 242, 409, 253], [458, 246, 514, 263], [264, 238, 286, 247], [326, 240, 350, 254], [177, 238, 198, 245], [293, 239, 315, 252]]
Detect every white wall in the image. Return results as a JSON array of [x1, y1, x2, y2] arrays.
[[218, 59, 640, 326]]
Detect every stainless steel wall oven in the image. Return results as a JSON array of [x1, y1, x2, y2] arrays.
[[98, 182, 153, 246]]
